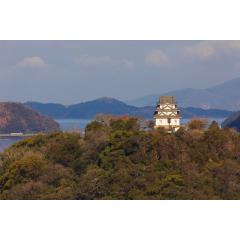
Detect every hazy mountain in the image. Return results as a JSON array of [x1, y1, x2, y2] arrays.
[[25, 98, 233, 120], [222, 111, 240, 131], [181, 107, 233, 119], [25, 98, 138, 119], [0, 102, 60, 133], [24, 102, 67, 118], [128, 78, 240, 110], [66, 97, 138, 118]]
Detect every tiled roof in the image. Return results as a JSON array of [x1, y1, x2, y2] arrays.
[[159, 96, 176, 104]]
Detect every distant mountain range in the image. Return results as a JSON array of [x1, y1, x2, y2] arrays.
[[24, 97, 233, 120], [128, 77, 240, 110]]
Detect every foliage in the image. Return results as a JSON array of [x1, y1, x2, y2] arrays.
[[1, 116, 240, 199], [187, 118, 208, 131]]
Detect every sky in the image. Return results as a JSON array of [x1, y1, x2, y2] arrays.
[[0, 40, 240, 104]]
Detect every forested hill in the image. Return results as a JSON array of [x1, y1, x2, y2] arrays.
[[0, 102, 60, 133], [24, 97, 233, 119], [1, 116, 240, 200]]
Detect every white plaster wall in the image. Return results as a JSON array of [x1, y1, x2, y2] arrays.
[[155, 118, 180, 126], [156, 119, 168, 125], [172, 119, 180, 126]]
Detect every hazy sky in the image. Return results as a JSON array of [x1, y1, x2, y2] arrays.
[[0, 40, 240, 104]]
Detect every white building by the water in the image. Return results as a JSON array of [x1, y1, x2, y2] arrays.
[[154, 96, 181, 132]]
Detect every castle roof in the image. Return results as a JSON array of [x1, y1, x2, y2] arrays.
[[159, 96, 176, 104]]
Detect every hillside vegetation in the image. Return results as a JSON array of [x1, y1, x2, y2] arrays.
[[0, 116, 240, 200], [0, 102, 60, 133]]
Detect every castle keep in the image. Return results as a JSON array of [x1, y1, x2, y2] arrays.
[[154, 96, 181, 131]]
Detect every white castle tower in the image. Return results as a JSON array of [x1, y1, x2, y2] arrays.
[[154, 96, 181, 131]]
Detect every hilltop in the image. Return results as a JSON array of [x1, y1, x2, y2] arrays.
[[0, 102, 60, 133], [128, 77, 240, 110]]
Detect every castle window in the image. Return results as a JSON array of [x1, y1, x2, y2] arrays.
[[167, 118, 171, 124]]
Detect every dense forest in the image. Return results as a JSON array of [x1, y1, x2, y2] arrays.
[[0, 115, 240, 200]]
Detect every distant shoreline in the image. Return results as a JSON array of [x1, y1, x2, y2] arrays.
[[0, 117, 226, 152]]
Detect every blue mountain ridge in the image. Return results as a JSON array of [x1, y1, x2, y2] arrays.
[[128, 77, 240, 110], [24, 97, 233, 120]]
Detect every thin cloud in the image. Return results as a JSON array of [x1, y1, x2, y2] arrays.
[[17, 56, 48, 68], [184, 41, 240, 60], [185, 42, 215, 59], [74, 55, 135, 69], [145, 49, 171, 67]]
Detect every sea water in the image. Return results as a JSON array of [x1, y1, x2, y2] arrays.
[[0, 118, 226, 152], [0, 119, 92, 151]]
